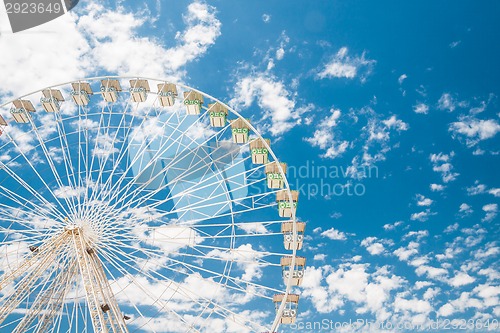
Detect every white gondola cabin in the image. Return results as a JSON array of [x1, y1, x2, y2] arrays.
[[207, 102, 228, 127], [265, 162, 287, 189], [41, 89, 64, 112], [273, 294, 299, 324], [281, 256, 306, 286], [10, 100, 35, 123], [157, 83, 178, 107], [281, 221, 305, 250], [249, 138, 270, 164], [71, 82, 93, 106], [230, 118, 250, 144], [183, 91, 204, 115], [276, 190, 298, 218], [101, 79, 122, 103], [129, 79, 150, 103]]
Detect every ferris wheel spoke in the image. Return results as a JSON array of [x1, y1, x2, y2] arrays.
[[115, 143, 266, 215], [52, 105, 85, 220], [114, 169, 267, 225], [96, 247, 201, 333], [0, 77, 301, 332], [24, 117, 80, 220], [103, 234, 282, 274], [68, 227, 129, 333], [0, 241, 71, 326], [92, 102, 183, 207], [0, 184, 63, 223], [101, 238, 278, 302], [98, 244, 267, 333], [99, 102, 226, 209], [82, 101, 118, 222], [0, 160, 68, 222], [118, 135, 240, 213], [84, 100, 137, 219], [99, 109, 226, 215], [92, 197, 279, 237], [13, 258, 77, 333]]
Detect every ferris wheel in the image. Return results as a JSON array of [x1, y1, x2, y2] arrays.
[[0, 77, 306, 333]]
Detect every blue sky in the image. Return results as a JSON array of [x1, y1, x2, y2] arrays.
[[0, 1, 499, 332]]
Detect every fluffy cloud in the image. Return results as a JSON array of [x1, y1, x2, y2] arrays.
[[416, 194, 433, 207], [321, 227, 348, 240], [361, 237, 385, 255], [430, 184, 445, 192], [459, 203, 473, 217], [449, 117, 500, 146], [489, 188, 500, 197], [437, 93, 457, 112], [0, 2, 221, 97], [467, 182, 487, 195], [448, 272, 475, 287], [302, 263, 404, 317], [304, 108, 349, 159], [413, 103, 429, 114], [410, 209, 436, 222], [429, 152, 459, 183], [317, 47, 375, 82], [482, 203, 498, 222], [230, 74, 311, 136]]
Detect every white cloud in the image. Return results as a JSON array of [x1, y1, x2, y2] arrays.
[[383, 221, 403, 231], [448, 272, 475, 287], [317, 47, 375, 82], [413, 103, 429, 114], [429, 152, 459, 183], [230, 75, 310, 136], [361, 237, 385, 255], [414, 281, 433, 290], [482, 203, 498, 222], [489, 188, 500, 197], [276, 48, 285, 60], [54, 186, 86, 199], [398, 74, 407, 85], [450, 117, 500, 146], [206, 244, 264, 282], [430, 184, 445, 192], [383, 115, 409, 131], [394, 297, 432, 314], [321, 227, 347, 241], [416, 194, 433, 207], [411, 209, 435, 222], [394, 241, 419, 262], [304, 108, 349, 159], [415, 265, 448, 279], [467, 182, 487, 195], [0, 2, 221, 98], [262, 14, 271, 23], [237, 222, 268, 234], [437, 93, 457, 112], [438, 292, 484, 317], [459, 203, 473, 217], [314, 254, 327, 261], [302, 264, 404, 317]]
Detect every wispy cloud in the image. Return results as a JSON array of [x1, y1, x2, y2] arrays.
[[449, 117, 500, 146], [304, 108, 349, 159], [317, 47, 375, 82], [429, 152, 459, 183]]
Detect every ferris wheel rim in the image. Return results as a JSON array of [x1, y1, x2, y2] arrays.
[[0, 75, 302, 332]]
